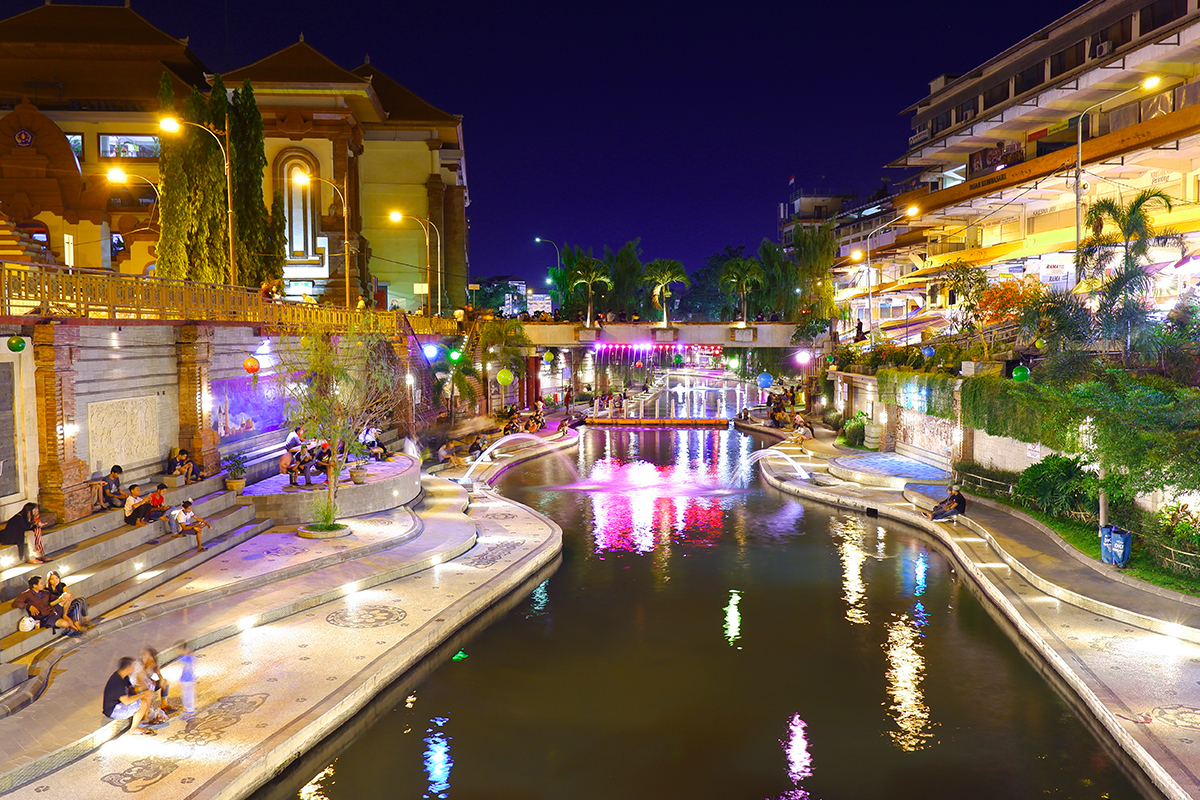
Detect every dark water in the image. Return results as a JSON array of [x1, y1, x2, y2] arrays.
[[263, 427, 1153, 800]]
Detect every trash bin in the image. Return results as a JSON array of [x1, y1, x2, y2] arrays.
[[1099, 525, 1114, 564], [1110, 527, 1132, 568]]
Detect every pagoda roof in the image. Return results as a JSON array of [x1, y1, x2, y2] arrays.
[[0, 2, 191, 49], [225, 40, 371, 87], [350, 61, 460, 125]]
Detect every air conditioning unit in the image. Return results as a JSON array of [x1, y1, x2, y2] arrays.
[[1095, 40, 1113, 58]]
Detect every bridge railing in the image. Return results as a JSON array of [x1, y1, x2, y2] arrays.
[[0, 260, 462, 336]]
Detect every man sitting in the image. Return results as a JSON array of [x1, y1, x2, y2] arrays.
[[438, 442, 465, 469], [97, 465, 127, 510], [924, 485, 968, 522], [13, 576, 83, 636], [310, 442, 333, 482], [172, 500, 213, 553], [358, 426, 390, 461], [124, 484, 154, 527], [102, 656, 155, 735], [146, 483, 171, 523], [171, 449, 201, 484]]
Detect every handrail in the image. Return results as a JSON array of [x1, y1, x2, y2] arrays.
[[0, 260, 463, 336]]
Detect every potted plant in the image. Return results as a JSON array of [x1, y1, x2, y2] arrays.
[[221, 451, 248, 494], [346, 440, 370, 485]]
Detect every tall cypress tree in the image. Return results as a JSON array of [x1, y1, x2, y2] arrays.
[[230, 79, 280, 287], [156, 73, 188, 280]]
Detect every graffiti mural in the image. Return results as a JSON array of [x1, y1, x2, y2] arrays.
[[210, 374, 288, 444]]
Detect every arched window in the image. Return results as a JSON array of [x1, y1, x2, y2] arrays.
[[273, 148, 320, 262]]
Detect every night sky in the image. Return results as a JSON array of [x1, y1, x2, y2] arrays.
[[123, 0, 1082, 283]]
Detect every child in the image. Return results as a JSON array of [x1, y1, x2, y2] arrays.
[[99, 465, 126, 510], [173, 500, 213, 552], [123, 484, 153, 527], [146, 483, 170, 523], [175, 642, 197, 720]]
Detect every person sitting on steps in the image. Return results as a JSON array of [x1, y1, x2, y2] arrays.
[[924, 485, 968, 522], [3, 502, 46, 564], [146, 483, 171, 523], [123, 484, 154, 527], [171, 449, 201, 484], [13, 575, 84, 636], [46, 569, 92, 629], [173, 500, 213, 552], [95, 465, 127, 511]]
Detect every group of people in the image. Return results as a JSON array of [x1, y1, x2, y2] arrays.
[[84, 467, 214, 551], [282, 427, 334, 487], [102, 644, 195, 736], [13, 571, 91, 636]]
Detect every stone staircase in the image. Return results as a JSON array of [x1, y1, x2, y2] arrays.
[[0, 473, 271, 676]]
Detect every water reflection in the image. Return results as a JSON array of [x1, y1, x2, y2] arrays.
[[775, 713, 814, 800], [831, 517, 870, 625], [298, 761, 334, 800], [422, 716, 452, 799], [724, 589, 742, 647], [884, 614, 934, 751]]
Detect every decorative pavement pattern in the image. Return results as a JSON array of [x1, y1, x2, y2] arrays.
[[827, 452, 952, 482], [1, 483, 560, 800]]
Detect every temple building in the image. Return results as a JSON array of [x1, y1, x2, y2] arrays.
[[0, 1, 469, 311]]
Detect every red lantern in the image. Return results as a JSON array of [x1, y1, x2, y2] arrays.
[[243, 356, 260, 374], [635, 361, 644, 369]]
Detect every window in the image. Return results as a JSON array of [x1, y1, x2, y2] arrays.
[[930, 109, 952, 135], [956, 97, 978, 123], [273, 148, 321, 262], [983, 80, 1011, 110], [1014, 63, 1045, 95], [1140, 0, 1187, 35], [63, 233, 75, 267], [99, 134, 160, 160], [64, 133, 83, 161], [1050, 40, 1086, 78], [1091, 16, 1133, 54]]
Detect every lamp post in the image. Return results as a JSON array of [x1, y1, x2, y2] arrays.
[[1074, 76, 1160, 277], [863, 205, 919, 346], [390, 211, 442, 316], [106, 167, 160, 227], [534, 237, 561, 270], [294, 171, 354, 309], [160, 117, 236, 287]]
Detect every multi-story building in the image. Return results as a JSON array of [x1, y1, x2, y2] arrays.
[[0, 2, 469, 311], [778, 187, 856, 255], [859, 0, 1200, 340]]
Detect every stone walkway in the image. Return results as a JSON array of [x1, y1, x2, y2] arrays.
[[750, 424, 1200, 800]]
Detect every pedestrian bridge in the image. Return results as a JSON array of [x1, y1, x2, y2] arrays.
[[517, 321, 802, 349]]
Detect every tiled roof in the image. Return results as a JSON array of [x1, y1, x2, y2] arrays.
[[225, 40, 370, 86], [351, 62, 459, 124], [0, 3, 187, 48]]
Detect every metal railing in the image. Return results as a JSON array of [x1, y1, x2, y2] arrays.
[[0, 260, 463, 336]]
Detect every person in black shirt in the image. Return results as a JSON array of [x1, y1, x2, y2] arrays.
[[103, 656, 155, 734], [925, 486, 968, 521]]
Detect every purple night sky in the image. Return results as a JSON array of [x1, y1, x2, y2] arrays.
[[106, 0, 1082, 283]]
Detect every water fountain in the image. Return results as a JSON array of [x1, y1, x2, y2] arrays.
[[460, 433, 580, 484], [736, 449, 810, 481]]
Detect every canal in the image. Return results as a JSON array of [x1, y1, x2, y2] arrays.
[[261, 425, 1153, 799]]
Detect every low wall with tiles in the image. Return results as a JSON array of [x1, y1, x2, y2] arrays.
[[243, 454, 421, 525]]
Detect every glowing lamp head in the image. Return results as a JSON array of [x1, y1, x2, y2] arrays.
[[534, 237, 542, 242], [106, 167, 128, 184], [905, 205, 919, 217], [796, 350, 812, 365], [851, 250, 863, 262], [1142, 76, 1161, 90], [449, 350, 462, 362], [389, 211, 402, 222], [727, 357, 740, 370], [291, 171, 312, 187], [422, 344, 438, 359], [159, 117, 181, 133]]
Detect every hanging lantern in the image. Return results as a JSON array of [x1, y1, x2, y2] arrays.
[[756, 372, 773, 389], [635, 361, 643, 369], [1034, 338, 1046, 349], [1012, 365, 1030, 382], [496, 368, 514, 386], [921, 346, 935, 358], [542, 351, 553, 362], [300, 336, 312, 348], [826, 355, 835, 364], [6, 335, 26, 353], [243, 356, 260, 374], [673, 353, 683, 365]]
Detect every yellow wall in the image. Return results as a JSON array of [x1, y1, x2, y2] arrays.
[[359, 139, 434, 310]]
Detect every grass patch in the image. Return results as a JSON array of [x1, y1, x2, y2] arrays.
[[970, 489, 1200, 598], [306, 523, 347, 532], [834, 434, 876, 452]]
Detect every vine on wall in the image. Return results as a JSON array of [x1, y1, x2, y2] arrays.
[[876, 368, 956, 420]]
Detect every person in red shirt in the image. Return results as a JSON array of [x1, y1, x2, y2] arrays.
[[146, 483, 170, 523]]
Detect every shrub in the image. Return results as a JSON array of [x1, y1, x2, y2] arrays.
[[821, 405, 843, 429], [953, 460, 1022, 496], [310, 494, 341, 528], [843, 411, 867, 447], [1015, 455, 1097, 517]]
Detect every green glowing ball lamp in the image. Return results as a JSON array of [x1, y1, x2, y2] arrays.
[[449, 350, 462, 362], [496, 368, 514, 386], [6, 335, 25, 353], [826, 355, 835, 364], [542, 351, 553, 362], [673, 354, 683, 365], [1034, 338, 1046, 349], [1012, 365, 1030, 382]]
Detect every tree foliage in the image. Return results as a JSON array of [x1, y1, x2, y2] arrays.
[[604, 239, 645, 319], [679, 245, 742, 321], [642, 259, 689, 326], [230, 79, 284, 287], [720, 256, 765, 323], [570, 256, 613, 327], [791, 220, 840, 326], [978, 277, 1044, 325]]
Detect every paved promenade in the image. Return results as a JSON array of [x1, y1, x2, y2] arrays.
[[738, 417, 1200, 800]]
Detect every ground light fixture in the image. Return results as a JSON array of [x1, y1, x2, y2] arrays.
[[160, 116, 236, 286]]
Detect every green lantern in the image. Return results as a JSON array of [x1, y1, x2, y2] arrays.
[[673, 354, 683, 365], [1012, 365, 1030, 381], [1034, 338, 1046, 349], [496, 368, 514, 386], [6, 335, 25, 353]]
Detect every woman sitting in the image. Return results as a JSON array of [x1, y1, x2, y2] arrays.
[[2, 503, 45, 564], [45, 570, 92, 629]]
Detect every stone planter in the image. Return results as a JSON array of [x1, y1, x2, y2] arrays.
[[349, 467, 368, 485], [225, 478, 246, 494], [297, 524, 351, 539], [864, 423, 884, 450]]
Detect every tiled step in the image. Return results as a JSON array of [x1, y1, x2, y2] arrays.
[[0, 503, 260, 662]]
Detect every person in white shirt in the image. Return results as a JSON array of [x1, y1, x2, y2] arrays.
[[171, 501, 212, 552], [123, 485, 153, 527]]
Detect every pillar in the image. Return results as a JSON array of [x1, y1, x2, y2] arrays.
[[176, 325, 220, 478], [426, 174, 445, 313], [444, 185, 468, 311], [525, 354, 541, 409], [33, 322, 91, 524]]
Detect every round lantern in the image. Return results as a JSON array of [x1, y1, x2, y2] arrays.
[[542, 351, 553, 362], [826, 355, 835, 364], [243, 356, 260, 374], [300, 336, 312, 348], [496, 368, 514, 386], [673, 353, 683, 365], [921, 346, 935, 358], [1012, 365, 1030, 382], [1034, 338, 1046, 349], [756, 372, 774, 389], [6, 335, 26, 353], [635, 361, 643, 369]]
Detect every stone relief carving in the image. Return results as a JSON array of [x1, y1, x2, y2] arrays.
[[86, 395, 159, 473]]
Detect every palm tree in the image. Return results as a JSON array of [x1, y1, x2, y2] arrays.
[[479, 319, 529, 414], [432, 355, 479, 433], [720, 257, 765, 323], [569, 257, 612, 328], [642, 259, 690, 327], [792, 220, 840, 334]]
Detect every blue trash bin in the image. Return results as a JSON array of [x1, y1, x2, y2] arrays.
[[1099, 525, 1114, 564], [1110, 528, 1132, 568]]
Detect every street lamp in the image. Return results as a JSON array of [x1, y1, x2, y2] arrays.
[[1074, 76, 1160, 277], [295, 171, 355, 308], [534, 236, 561, 271], [160, 116, 236, 287], [106, 167, 160, 226], [390, 211, 442, 317], [863, 205, 918, 346]]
